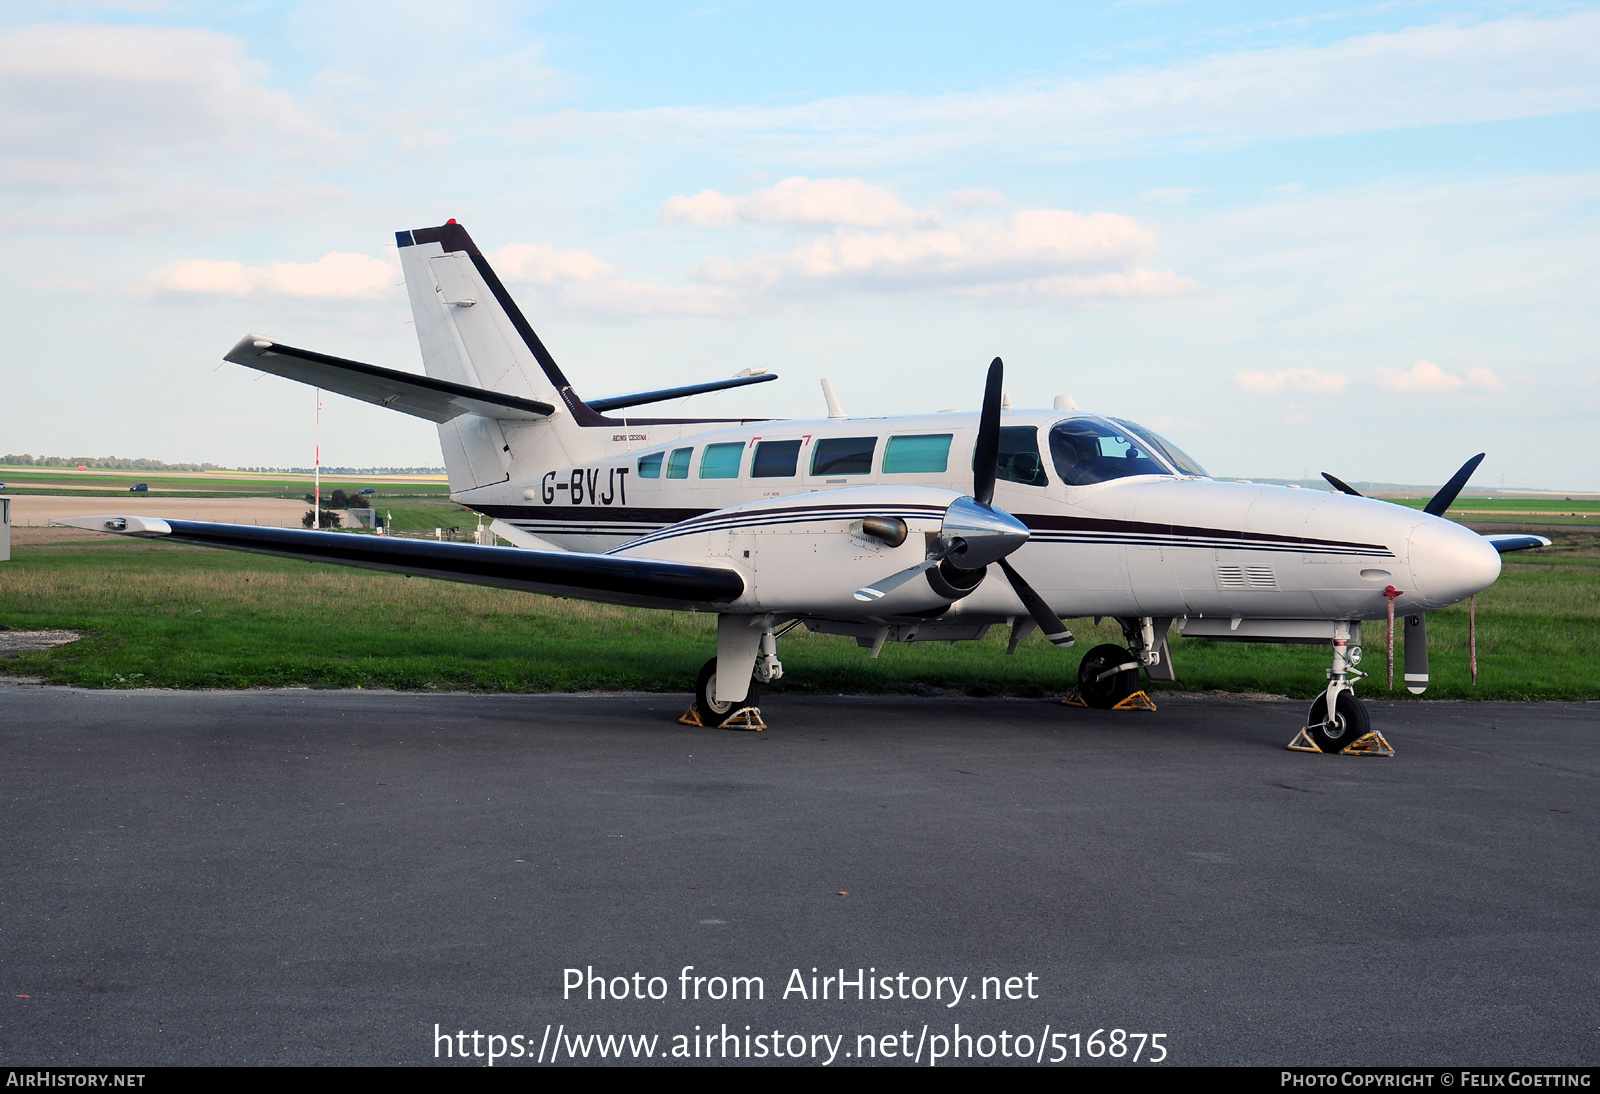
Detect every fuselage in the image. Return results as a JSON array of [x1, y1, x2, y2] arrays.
[[455, 408, 1501, 626]]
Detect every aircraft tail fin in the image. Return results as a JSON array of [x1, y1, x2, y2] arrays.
[[396, 220, 591, 491]]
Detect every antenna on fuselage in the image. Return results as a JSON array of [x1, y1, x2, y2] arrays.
[[821, 379, 846, 419], [1053, 395, 1078, 411]]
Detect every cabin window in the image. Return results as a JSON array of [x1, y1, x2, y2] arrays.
[[699, 442, 745, 479], [636, 452, 663, 478], [810, 436, 877, 476], [975, 426, 1049, 487], [883, 433, 953, 474], [751, 439, 801, 478], [666, 447, 693, 479], [1049, 418, 1169, 486]]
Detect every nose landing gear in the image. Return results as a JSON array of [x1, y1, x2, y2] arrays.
[[1289, 622, 1394, 756]]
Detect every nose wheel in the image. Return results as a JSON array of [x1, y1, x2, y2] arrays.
[[1305, 690, 1371, 753]]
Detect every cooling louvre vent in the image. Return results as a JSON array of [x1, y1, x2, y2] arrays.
[[1218, 565, 1278, 589]]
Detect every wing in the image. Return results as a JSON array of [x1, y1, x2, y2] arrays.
[[224, 336, 555, 423], [53, 516, 742, 611], [1483, 533, 1552, 554]]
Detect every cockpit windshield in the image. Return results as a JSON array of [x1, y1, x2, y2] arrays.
[[1110, 418, 1209, 478], [1048, 418, 1176, 486]]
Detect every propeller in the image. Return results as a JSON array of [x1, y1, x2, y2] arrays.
[[1321, 472, 1363, 497], [854, 357, 1075, 648], [1424, 452, 1485, 517]]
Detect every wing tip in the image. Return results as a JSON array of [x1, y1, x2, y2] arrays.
[[53, 515, 173, 536]]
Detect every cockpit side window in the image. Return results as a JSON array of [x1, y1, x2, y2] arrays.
[[1048, 418, 1171, 486], [974, 426, 1049, 487]]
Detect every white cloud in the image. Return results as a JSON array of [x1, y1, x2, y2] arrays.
[[493, 187, 1192, 315], [659, 177, 924, 228], [0, 24, 338, 196], [516, 12, 1600, 168], [489, 243, 740, 318], [691, 205, 1182, 296], [141, 252, 397, 300], [1465, 367, 1507, 391], [491, 243, 618, 286], [1366, 360, 1505, 394], [943, 189, 1010, 211], [1233, 368, 1350, 394]]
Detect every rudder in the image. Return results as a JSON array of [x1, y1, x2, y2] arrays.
[[397, 221, 578, 491]]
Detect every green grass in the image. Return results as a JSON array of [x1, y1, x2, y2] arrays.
[[0, 466, 449, 499], [2, 527, 1595, 700]]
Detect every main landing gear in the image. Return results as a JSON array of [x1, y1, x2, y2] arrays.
[[684, 616, 787, 729], [1075, 644, 1141, 708], [1067, 617, 1173, 710]]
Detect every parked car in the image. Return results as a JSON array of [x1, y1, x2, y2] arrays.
[[130, 483, 149, 493]]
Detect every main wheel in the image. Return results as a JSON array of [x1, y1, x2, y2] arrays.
[[1306, 690, 1371, 753], [694, 657, 761, 728], [1076, 644, 1140, 709]]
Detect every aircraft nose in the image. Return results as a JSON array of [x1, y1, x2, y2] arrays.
[[1407, 516, 1501, 608]]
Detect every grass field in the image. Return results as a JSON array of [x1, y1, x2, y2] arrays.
[[2, 524, 1594, 701], [0, 466, 449, 499]]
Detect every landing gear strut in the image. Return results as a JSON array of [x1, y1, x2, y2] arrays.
[[688, 617, 787, 728], [1293, 622, 1389, 755]]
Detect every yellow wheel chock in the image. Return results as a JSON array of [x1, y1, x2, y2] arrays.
[[680, 703, 767, 731], [1062, 688, 1157, 711], [1287, 727, 1395, 756]]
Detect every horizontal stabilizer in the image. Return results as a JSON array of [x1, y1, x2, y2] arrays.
[[54, 517, 742, 609], [1484, 533, 1552, 553], [587, 372, 777, 413], [224, 336, 555, 423]]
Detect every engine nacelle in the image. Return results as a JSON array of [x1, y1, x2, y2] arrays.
[[612, 486, 974, 617]]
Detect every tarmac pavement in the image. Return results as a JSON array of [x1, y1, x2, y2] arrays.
[[1, 684, 1595, 1067]]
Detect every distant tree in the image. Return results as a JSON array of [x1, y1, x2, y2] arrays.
[[328, 488, 350, 509], [302, 509, 344, 529]]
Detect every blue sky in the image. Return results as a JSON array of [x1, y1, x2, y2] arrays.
[[4, 1, 1598, 488]]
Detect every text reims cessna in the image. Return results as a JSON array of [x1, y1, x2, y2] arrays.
[[65, 221, 1543, 747]]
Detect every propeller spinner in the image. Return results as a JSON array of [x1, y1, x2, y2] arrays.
[[853, 358, 1075, 648]]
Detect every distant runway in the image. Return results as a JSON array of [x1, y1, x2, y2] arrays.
[[8, 495, 306, 527], [2, 685, 1595, 1067]]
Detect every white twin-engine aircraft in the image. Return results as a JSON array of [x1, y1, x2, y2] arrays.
[[63, 220, 1547, 747]]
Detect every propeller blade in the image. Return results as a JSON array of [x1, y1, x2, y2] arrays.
[[1424, 453, 1485, 517], [1404, 612, 1429, 694], [972, 357, 1003, 507], [996, 558, 1074, 647], [1322, 472, 1364, 497], [853, 543, 961, 602]]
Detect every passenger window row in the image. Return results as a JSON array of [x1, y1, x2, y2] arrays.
[[628, 418, 1196, 488], [633, 433, 959, 480]]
